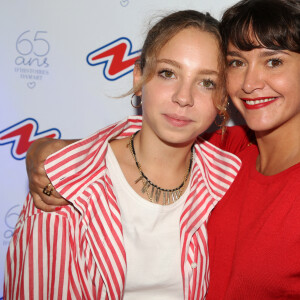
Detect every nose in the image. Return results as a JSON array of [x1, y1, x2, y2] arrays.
[[172, 81, 194, 107], [242, 65, 265, 94]]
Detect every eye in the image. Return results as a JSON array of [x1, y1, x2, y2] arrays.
[[266, 58, 282, 68], [158, 69, 176, 79], [200, 79, 216, 89], [228, 59, 244, 68]]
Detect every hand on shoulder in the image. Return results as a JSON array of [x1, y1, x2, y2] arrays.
[[26, 138, 77, 211]]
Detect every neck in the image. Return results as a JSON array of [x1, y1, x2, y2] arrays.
[[135, 129, 194, 178], [130, 128, 194, 204], [109, 126, 195, 205], [255, 121, 300, 175]]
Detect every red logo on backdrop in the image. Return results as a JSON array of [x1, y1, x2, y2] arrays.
[[87, 37, 141, 81], [0, 118, 61, 160]]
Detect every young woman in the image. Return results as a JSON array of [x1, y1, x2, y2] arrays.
[[24, 0, 300, 298], [4, 10, 241, 300], [206, 0, 300, 298]]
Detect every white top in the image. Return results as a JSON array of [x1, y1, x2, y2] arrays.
[[106, 144, 190, 299]]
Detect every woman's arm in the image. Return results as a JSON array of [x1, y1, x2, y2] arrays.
[[26, 137, 78, 211]]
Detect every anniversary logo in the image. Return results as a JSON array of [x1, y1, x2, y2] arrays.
[[14, 30, 50, 89]]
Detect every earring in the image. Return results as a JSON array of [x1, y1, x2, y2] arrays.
[[131, 94, 142, 108], [224, 99, 230, 111], [214, 100, 228, 127]]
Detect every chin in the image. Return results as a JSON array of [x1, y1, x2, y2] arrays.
[[161, 132, 198, 147], [245, 119, 279, 134]]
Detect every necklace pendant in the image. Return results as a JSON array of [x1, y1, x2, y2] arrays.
[[163, 191, 166, 205], [171, 192, 177, 203], [167, 192, 171, 204], [150, 186, 155, 199], [155, 188, 161, 203], [174, 190, 180, 201], [135, 175, 143, 184], [141, 181, 151, 193]]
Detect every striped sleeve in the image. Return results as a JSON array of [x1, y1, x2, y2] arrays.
[[4, 194, 83, 300]]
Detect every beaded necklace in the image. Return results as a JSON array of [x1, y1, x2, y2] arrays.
[[128, 131, 193, 205]]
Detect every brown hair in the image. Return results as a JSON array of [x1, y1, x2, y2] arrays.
[[221, 0, 300, 53], [131, 10, 229, 127]]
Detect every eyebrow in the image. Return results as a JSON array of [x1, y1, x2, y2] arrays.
[[156, 58, 219, 75], [227, 49, 290, 58], [157, 59, 181, 69]]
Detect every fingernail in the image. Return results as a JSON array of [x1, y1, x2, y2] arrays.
[[55, 207, 62, 211]]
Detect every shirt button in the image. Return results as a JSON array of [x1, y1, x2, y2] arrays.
[[191, 262, 197, 269]]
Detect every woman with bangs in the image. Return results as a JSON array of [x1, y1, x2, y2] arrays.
[[207, 0, 300, 298]]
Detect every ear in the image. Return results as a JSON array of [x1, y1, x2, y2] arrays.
[[133, 64, 142, 97]]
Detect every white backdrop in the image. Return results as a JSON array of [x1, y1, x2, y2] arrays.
[[0, 0, 237, 297]]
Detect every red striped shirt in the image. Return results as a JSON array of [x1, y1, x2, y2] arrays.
[[4, 116, 241, 300]]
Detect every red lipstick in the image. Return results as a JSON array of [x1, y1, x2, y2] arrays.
[[240, 97, 278, 110]]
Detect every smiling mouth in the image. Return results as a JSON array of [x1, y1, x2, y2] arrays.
[[243, 97, 277, 105], [241, 97, 278, 109]]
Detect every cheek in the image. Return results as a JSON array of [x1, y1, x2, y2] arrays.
[[196, 98, 218, 120], [141, 81, 171, 105], [270, 72, 289, 88], [271, 76, 298, 101], [194, 102, 217, 135], [208, 106, 218, 120], [141, 85, 158, 108], [226, 72, 239, 96]]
